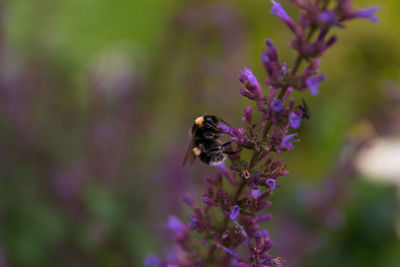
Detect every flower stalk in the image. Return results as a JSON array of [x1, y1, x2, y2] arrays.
[[145, 0, 378, 266]]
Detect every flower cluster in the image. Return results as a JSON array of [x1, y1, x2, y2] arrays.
[[145, 0, 378, 266]]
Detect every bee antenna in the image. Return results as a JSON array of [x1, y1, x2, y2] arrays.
[[216, 117, 232, 128]]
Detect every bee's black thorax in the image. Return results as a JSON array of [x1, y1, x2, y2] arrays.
[[183, 114, 231, 167]]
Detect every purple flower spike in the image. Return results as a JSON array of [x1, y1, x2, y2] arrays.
[[148, 0, 377, 264], [306, 74, 327, 95], [270, 1, 298, 34], [143, 254, 162, 266], [265, 39, 278, 62], [239, 68, 259, 86], [289, 112, 301, 129], [281, 133, 299, 147], [270, 0, 290, 23], [230, 205, 241, 221], [270, 99, 283, 112], [167, 216, 185, 234], [266, 179, 279, 190], [239, 68, 263, 100], [242, 106, 253, 125], [356, 6, 379, 23]]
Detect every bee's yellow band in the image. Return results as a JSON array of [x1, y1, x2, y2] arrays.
[[195, 116, 204, 127], [192, 147, 201, 156]]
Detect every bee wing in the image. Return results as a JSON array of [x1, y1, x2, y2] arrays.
[[182, 131, 197, 167]]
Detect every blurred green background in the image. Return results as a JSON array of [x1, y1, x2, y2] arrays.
[[0, 0, 399, 266]]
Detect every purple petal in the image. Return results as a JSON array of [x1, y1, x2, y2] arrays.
[[318, 11, 337, 26], [243, 106, 253, 123], [251, 188, 260, 198], [266, 179, 279, 190], [167, 216, 185, 234], [270, 99, 283, 112], [270, 0, 290, 22], [289, 112, 301, 129], [239, 68, 259, 87], [217, 124, 230, 134], [356, 6, 379, 23], [183, 195, 194, 207], [230, 205, 241, 221], [281, 133, 299, 147], [306, 74, 327, 95]]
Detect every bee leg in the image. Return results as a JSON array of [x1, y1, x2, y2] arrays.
[[205, 144, 224, 152], [202, 131, 217, 139], [221, 141, 231, 147], [224, 151, 239, 155], [203, 121, 219, 132]]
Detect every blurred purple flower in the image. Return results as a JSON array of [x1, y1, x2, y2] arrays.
[[318, 11, 337, 26], [266, 179, 279, 190], [289, 112, 301, 129], [270, 99, 283, 112], [270, 0, 289, 21], [251, 188, 260, 198], [167, 216, 186, 234], [355, 6, 379, 23], [306, 75, 327, 95], [143, 254, 162, 266], [281, 133, 299, 148], [203, 196, 218, 206], [230, 205, 241, 221], [183, 194, 195, 207]]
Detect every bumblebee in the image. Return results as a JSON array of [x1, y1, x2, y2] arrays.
[[183, 115, 232, 166]]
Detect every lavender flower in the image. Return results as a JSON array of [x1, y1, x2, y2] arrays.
[[270, 0, 298, 35], [167, 216, 186, 234], [289, 112, 301, 129], [266, 179, 279, 190], [270, 99, 283, 112], [355, 6, 379, 23], [261, 39, 283, 85], [318, 11, 337, 26], [242, 106, 253, 127], [150, 0, 378, 266], [270, 0, 289, 21], [281, 133, 299, 148], [307, 74, 327, 95], [230, 205, 241, 220], [239, 68, 264, 100]]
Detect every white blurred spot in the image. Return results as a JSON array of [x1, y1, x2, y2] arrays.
[[356, 137, 400, 187]]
